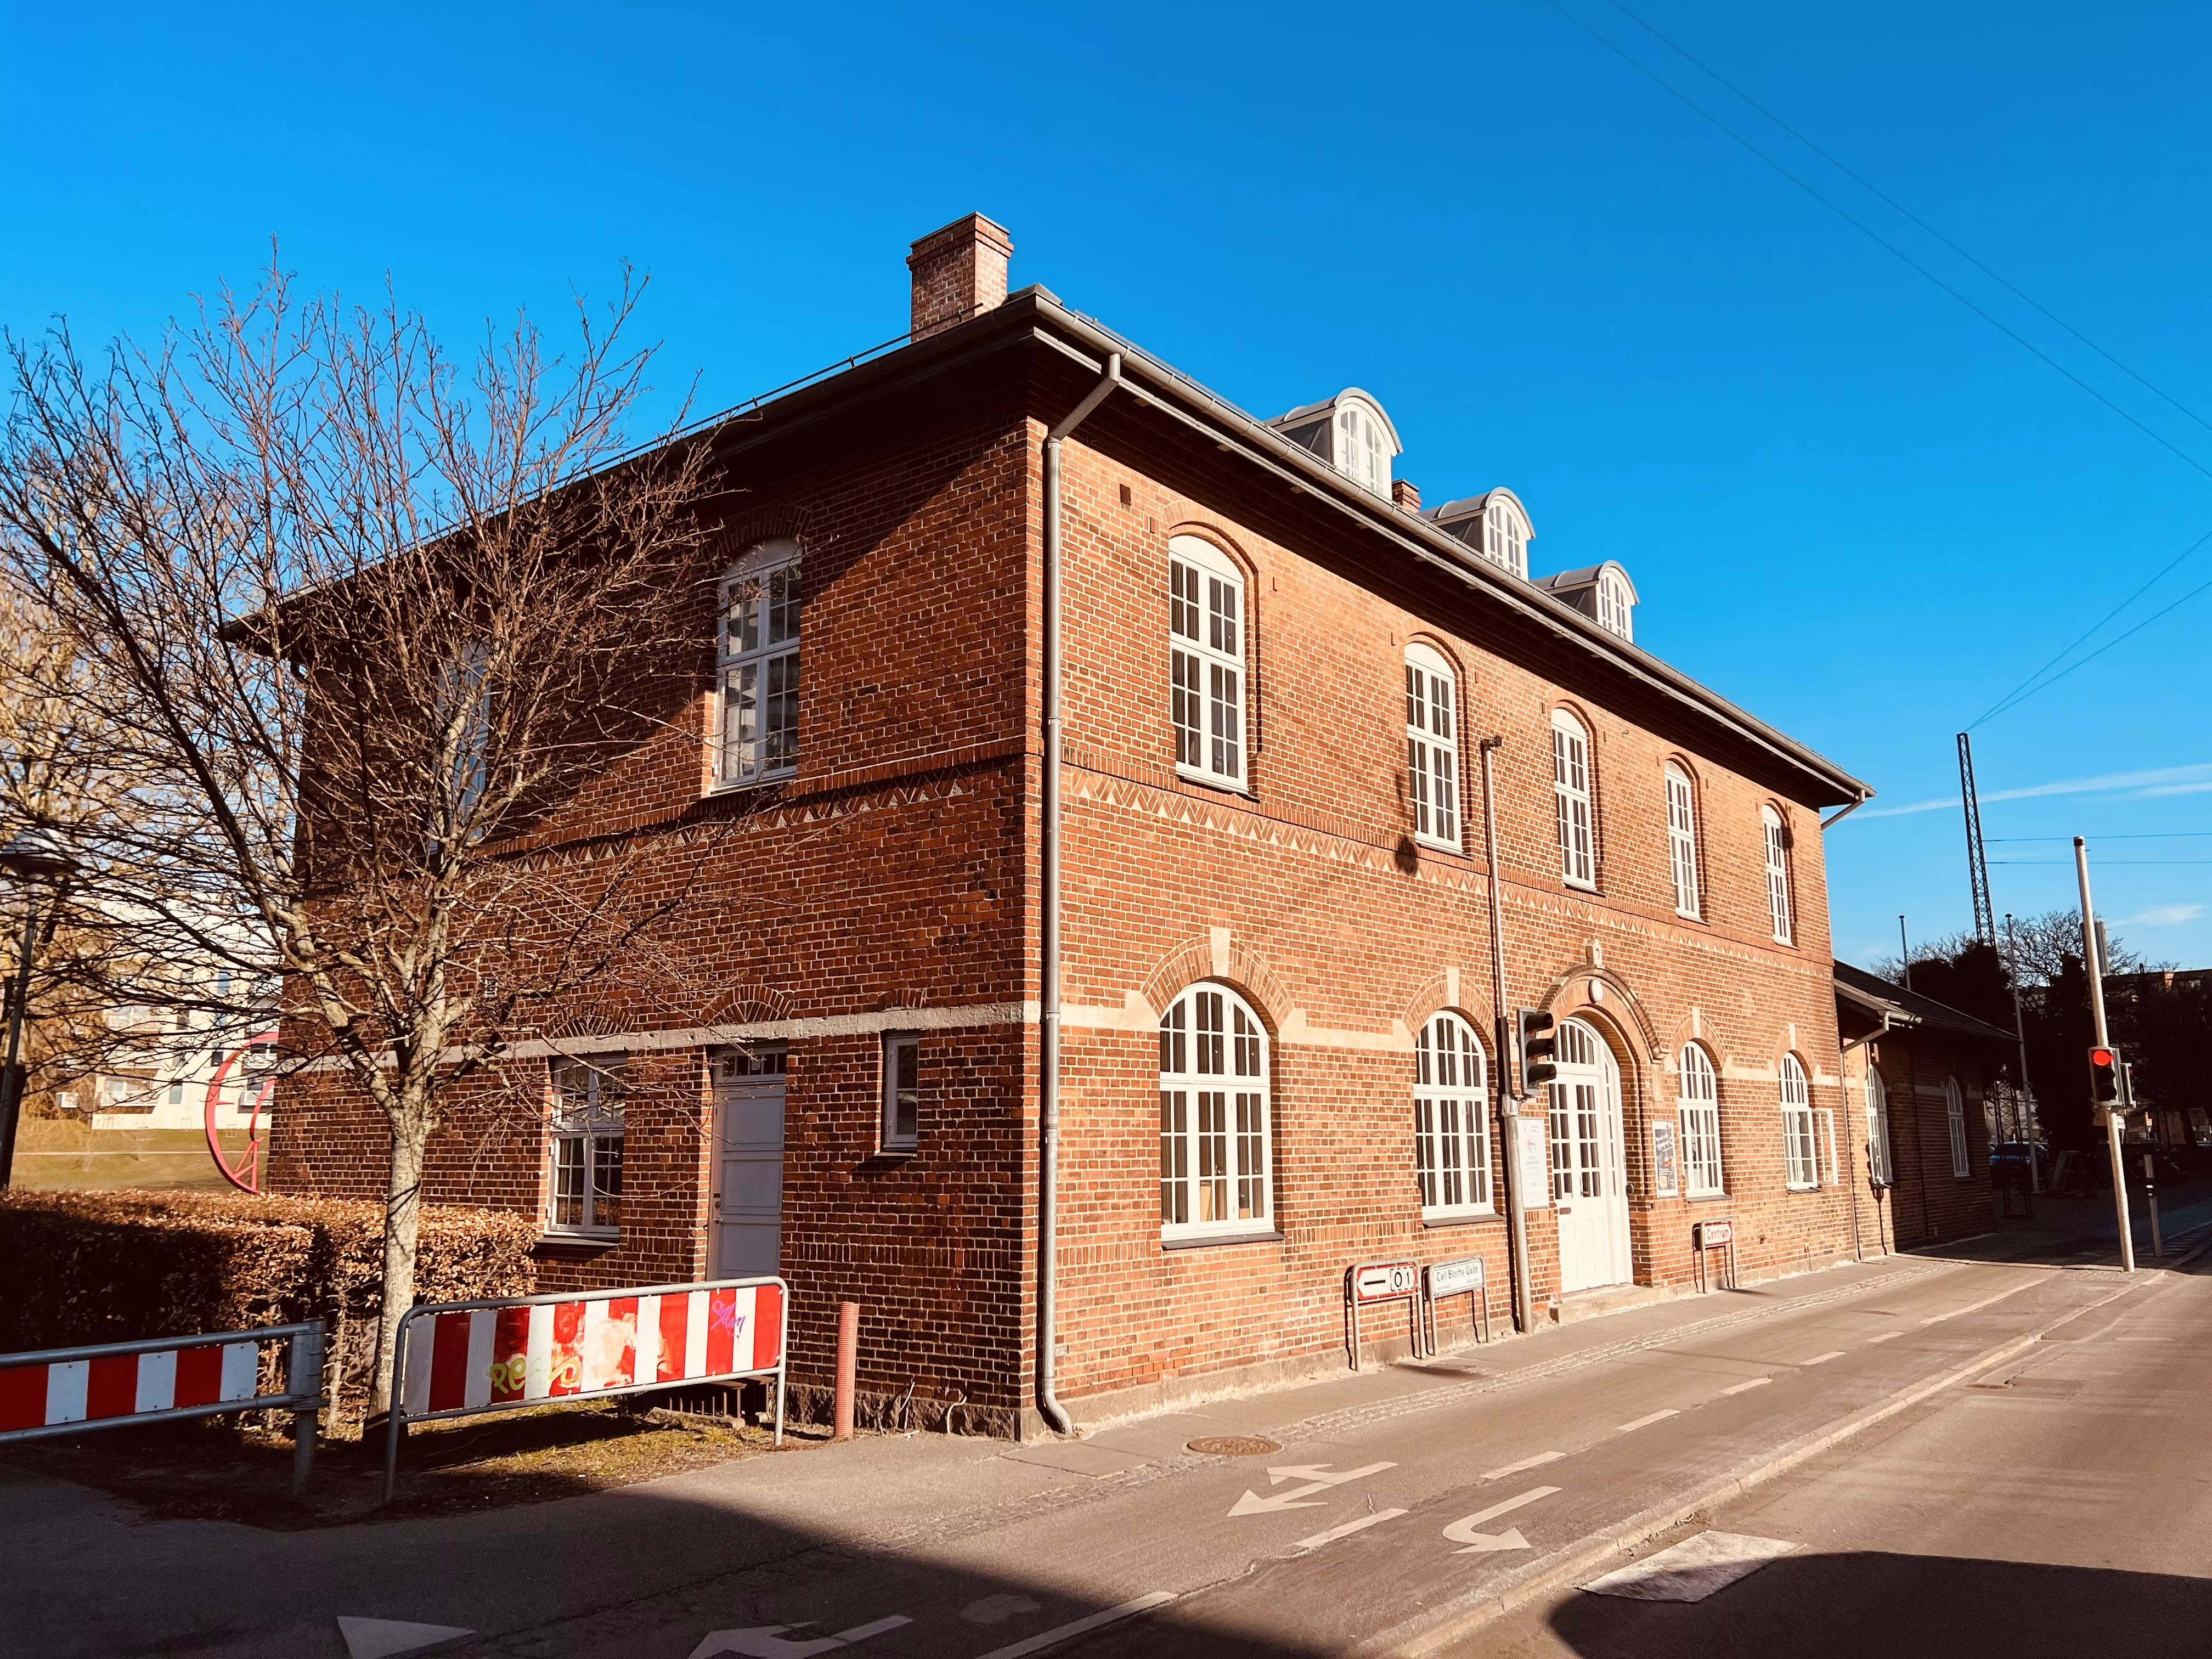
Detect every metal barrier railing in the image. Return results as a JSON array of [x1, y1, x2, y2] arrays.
[[0, 1321, 325, 1492], [383, 1276, 787, 1502]]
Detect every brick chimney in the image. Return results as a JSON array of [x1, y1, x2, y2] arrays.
[[908, 213, 1013, 340], [1392, 479, 1422, 512]]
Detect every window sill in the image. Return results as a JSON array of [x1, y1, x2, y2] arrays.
[[707, 769, 798, 798], [1413, 835, 1465, 857], [1160, 1227, 1283, 1251], [538, 1230, 619, 1250], [1172, 765, 1256, 799], [1563, 878, 1600, 894], [871, 1146, 918, 1161], [1421, 1209, 1497, 1228], [1684, 1190, 1730, 1203], [1675, 908, 1705, 924], [1785, 1183, 1821, 1194]]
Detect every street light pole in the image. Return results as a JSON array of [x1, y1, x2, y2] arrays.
[[2074, 837, 2133, 1272], [0, 830, 82, 1189]]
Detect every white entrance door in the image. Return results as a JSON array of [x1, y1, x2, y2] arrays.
[[1549, 1019, 1632, 1293], [710, 1048, 786, 1280]]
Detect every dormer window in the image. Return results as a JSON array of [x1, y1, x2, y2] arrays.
[[1596, 571, 1633, 641], [1532, 559, 1637, 641], [1485, 500, 1527, 579], [1266, 389, 1401, 500]]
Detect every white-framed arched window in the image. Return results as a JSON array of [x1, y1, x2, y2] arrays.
[[1866, 1065, 1893, 1186], [1159, 983, 1271, 1239], [1414, 1012, 1491, 1216], [1485, 499, 1528, 579], [1678, 1042, 1723, 1198], [1336, 400, 1391, 496], [1405, 642, 1460, 850], [1762, 805, 1795, 944], [1944, 1075, 1970, 1178], [1596, 572, 1634, 641], [1780, 1052, 1816, 1189], [1551, 709, 1596, 889], [1168, 535, 1246, 788], [717, 538, 802, 785], [1665, 764, 1701, 919]]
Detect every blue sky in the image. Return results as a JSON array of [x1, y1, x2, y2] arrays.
[[8, 2, 2210, 970]]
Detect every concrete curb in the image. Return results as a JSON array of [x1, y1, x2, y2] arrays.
[[1356, 1267, 2164, 1658]]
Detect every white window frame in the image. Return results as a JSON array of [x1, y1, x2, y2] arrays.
[[1335, 399, 1391, 495], [549, 1056, 627, 1237], [1169, 535, 1246, 789], [1159, 983, 1272, 1241], [716, 538, 803, 787], [1485, 500, 1527, 579], [1945, 1075, 1971, 1178], [1666, 764, 1701, 920], [1780, 1053, 1817, 1190], [1866, 1065, 1894, 1186], [1414, 1011, 1492, 1217], [882, 1032, 919, 1153], [1762, 805, 1795, 945], [1815, 1106, 1840, 1187], [1595, 573, 1633, 641], [1551, 709, 1596, 890], [1404, 642, 1461, 850], [1678, 1042, 1724, 1198]]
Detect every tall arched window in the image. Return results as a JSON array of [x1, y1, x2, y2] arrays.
[[1944, 1075, 1970, 1178], [1485, 499, 1527, 579], [1780, 1052, 1816, 1189], [718, 539, 803, 785], [1596, 572, 1634, 641], [1159, 984, 1271, 1238], [1405, 644, 1460, 849], [1414, 1012, 1490, 1215], [1337, 402, 1390, 495], [1866, 1065, 1893, 1186], [1168, 535, 1245, 788], [1552, 710, 1595, 889], [1665, 765, 1701, 919], [1762, 806, 1795, 944], [1678, 1043, 1723, 1198]]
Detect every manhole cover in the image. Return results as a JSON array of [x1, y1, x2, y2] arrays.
[[1188, 1436, 1280, 1456]]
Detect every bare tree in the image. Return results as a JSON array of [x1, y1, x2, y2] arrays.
[[0, 261, 725, 1413]]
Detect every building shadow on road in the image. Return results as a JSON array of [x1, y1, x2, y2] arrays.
[[1547, 1550, 2212, 1659]]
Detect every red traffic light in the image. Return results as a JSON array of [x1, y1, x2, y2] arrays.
[[2089, 1045, 2123, 1104], [2090, 1047, 2116, 1067]]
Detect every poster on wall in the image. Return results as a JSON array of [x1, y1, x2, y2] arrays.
[[1651, 1119, 1680, 1199], [1518, 1115, 1550, 1209]]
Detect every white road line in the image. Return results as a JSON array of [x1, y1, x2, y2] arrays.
[[1482, 1450, 1564, 1480], [1720, 1377, 1771, 1395], [1802, 1351, 1847, 1365], [1614, 1409, 1680, 1434], [1293, 1508, 1409, 1550], [971, 1594, 1176, 1659], [1866, 1331, 1901, 1344]]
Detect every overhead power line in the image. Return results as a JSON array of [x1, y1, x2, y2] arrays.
[[1990, 832, 2212, 843]]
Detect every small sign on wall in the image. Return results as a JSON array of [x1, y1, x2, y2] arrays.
[[1518, 1116, 1550, 1209], [1651, 1119, 1680, 1199]]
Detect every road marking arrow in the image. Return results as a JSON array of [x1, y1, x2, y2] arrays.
[[689, 1616, 911, 1658], [1443, 1485, 1559, 1554], [1229, 1461, 1396, 1516]]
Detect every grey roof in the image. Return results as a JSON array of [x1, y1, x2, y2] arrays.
[[1834, 960, 2016, 1046]]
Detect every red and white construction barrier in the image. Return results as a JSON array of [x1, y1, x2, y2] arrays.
[[384, 1278, 787, 1500], [0, 1322, 326, 1491]]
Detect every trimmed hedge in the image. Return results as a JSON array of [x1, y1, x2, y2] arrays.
[[0, 1190, 537, 1406]]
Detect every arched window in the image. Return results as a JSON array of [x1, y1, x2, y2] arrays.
[[1762, 806, 1795, 944], [1866, 1065, 1893, 1186], [1944, 1075, 1970, 1178], [1780, 1053, 1816, 1189], [1678, 1043, 1723, 1198], [1485, 499, 1527, 579], [1414, 1012, 1490, 1215], [1337, 401, 1391, 495], [1168, 535, 1245, 788], [1404, 643, 1460, 849], [718, 538, 802, 785], [1665, 765, 1701, 919], [1159, 983, 1271, 1238], [1551, 710, 1596, 889]]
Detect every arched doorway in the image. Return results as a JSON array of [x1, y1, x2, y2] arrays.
[[1550, 1018, 1632, 1291]]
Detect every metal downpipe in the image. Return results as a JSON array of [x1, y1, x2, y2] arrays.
[[1038, 353, 1121, 1436]]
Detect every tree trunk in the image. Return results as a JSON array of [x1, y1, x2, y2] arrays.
[[367, 1114, 430, 1420]]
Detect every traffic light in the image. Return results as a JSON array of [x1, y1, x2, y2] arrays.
[[2089, 1046, 2121, 1104], [1519, 1009, 1558, 1095]]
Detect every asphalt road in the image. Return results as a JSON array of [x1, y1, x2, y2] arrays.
[[5, 1205, 2207, 1659]]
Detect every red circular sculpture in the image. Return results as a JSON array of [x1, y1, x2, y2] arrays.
[[205, 1030, 279, 1194]]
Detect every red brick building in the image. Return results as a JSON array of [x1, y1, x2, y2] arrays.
[[275, 214, 1889, 1436]]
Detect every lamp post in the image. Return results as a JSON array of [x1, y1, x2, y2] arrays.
[[0, 828, 82, 1189]]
